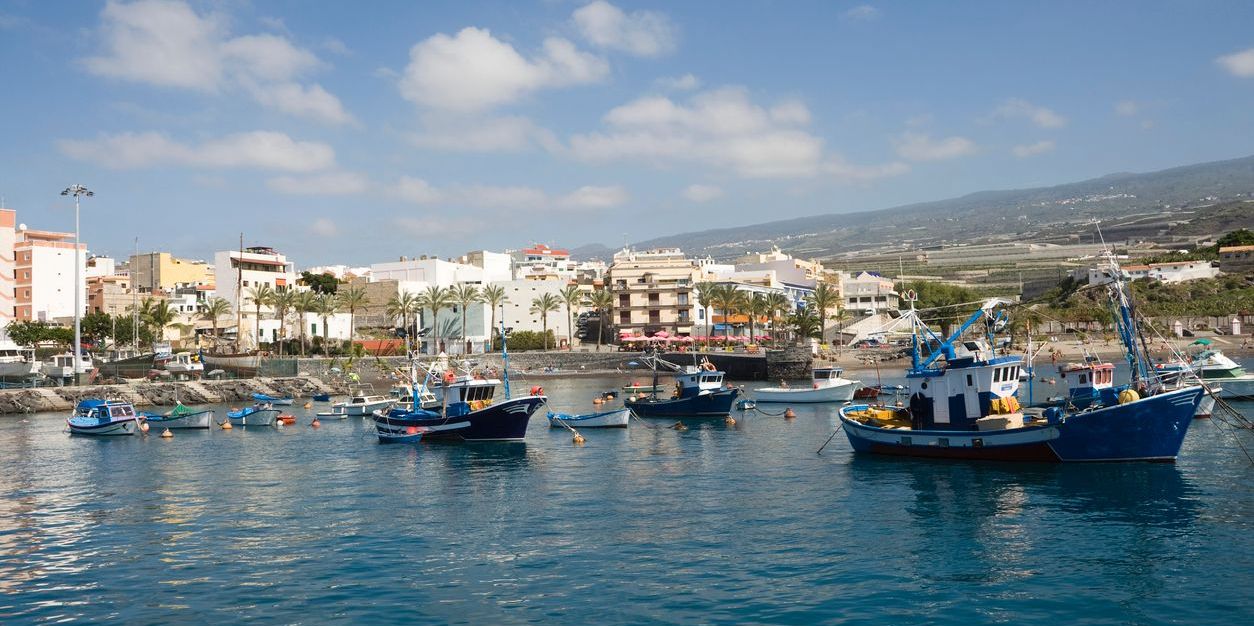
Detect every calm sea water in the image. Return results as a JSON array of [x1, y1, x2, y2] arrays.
[[1, 372, 1251, 625]]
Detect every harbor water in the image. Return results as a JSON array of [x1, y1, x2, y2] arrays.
[[1, 373, 1251, 625]]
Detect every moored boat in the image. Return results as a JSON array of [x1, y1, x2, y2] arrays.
[[1185, 349, 1254, 400], [331, 384, 393, 416], [753, 367, 859, 403], [252, 392, 294, 406], [140, 402, 213, 429], [838, 252, 1204, 463], [547, 407, 630, 428], [67, 399, 142, 436], [225, 403, 280, 427], [163, 352, 204, 378], [624, 356, 739, 419]]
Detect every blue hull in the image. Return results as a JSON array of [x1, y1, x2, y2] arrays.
[[841, 386, 1203, 463], [625, 388, 740, 418], [375, 396, 546, 441]]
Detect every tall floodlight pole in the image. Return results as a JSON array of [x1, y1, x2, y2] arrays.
[[61, 184, 92, 385]]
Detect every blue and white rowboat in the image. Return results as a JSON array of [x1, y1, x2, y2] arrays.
[[547, 408, 630, 428]]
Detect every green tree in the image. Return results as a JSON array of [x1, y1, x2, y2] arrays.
[[200, 297, 232, 348], [481, 284, 508, 353], [293, 290, 317, 357], [270, 289, 295, 356], [693, 281, 717, 348], [583, 288, 613, 352], [417, 285, 451, 354], [763, 292, 791, 347], [530, 293, 561, 351], [449, 283, 482, 354], [337, 285, 369, 347], [300, 271, 339, 294], [245, 284, 274, 346], [559, 285, 583, 350], [311, 293, 340, 355], [788, 310, 822, 342], [806, 282, 839, 343], [143, 298, 178, 344], [386, 291, 419, 353], [6, 320, 51, 347], [81, 311, 113, 346]]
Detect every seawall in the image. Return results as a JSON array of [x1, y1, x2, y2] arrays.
[[0, 377, 336, 415]]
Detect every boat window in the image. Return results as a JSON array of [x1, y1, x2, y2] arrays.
[[967, 374, 973, 387], [993, 368, 1001, 383], [1011, 366, 1018, 380], [1079, 373, 1087, 384], [110, 406, 134, 417]]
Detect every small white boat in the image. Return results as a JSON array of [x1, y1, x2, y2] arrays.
[[331, 384, 394, 416], [164, 352, 204, 377], [0, 342, 41, 380], [42, 352, 95, 380], [141, 403, 213, 429], [1189, 349, 1254, 399], [225, 404, 280, 426], [547, 407, 631, 428], [753, 368, 860, 403], [67, 399, 142, 436]]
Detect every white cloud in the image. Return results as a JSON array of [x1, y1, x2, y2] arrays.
[[571, 87, 833, 178], [842, 5, 881, 21], [58, 131, 336, 171], [1114, 100, 1140, 116], [309, 217, 338, 237], [682, 184, 723, 202], [825, 157, 910, 183], [1011, 140, 1055, 158], [392, 177, 626, 211], [411, 115, 559, 153], [655, 73, 700, 91], [83, 1, 351, 124], [268, 171, 369, 195], [322, 38, 350, 56], [893, 132, 976, 161], [399, 27, 607, 112], [572, 1, 677, 57], [993, 98, 1067, 128], [1216, 47, 1254, 77]]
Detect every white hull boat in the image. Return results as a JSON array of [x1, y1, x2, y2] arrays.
[[225, 406, 280, 426], [547, 408, 631, 428], [753, 367, 859, 403]]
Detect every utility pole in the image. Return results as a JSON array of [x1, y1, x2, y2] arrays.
[[61, 185, 92, 385]]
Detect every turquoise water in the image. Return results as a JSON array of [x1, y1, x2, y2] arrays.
[[1, 374, 1251, 625]]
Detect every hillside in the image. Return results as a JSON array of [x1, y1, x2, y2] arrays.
[[578, 154, 1254, 261]]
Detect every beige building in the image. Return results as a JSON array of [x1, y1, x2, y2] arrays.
[[606, 247, 699, 336], [1219, 245, 1254, 275], [130, 252, 215, 294], [87, 274, 136, 316]]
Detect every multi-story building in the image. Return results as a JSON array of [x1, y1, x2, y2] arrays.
[[496, 279, 575, 347], [213, 246, 297, 346], [606, 247, 699, 336], [840, 271, 899, 315], [14, 226, 87, 323], [512, 244, 576, 281], [85, 256, 116, 279], [0, 209, 16, 336], [87, 274, 135, 316], [130, 251, 215, 294]]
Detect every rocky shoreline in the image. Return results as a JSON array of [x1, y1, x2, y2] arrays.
[[0, 377, 338, 415]]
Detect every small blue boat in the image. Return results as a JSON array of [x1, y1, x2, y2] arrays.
[[252, 392, 294, 406], [547, 407, 630, 428], [624, 356, 739, 419], [226, 404, 280, 427], [67, 399, 143, 436], [312, 393, 332, 402]]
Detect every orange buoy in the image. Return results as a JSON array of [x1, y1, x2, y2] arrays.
[[593, 397, 604, 405], [221, 421, 233, 430], [160, 428, 173, 438], [139, 421, 150, 433], [303, 401, 313, 409], [573, 433, 586, 445], [725, 416, 736, 426], [671, 421, 688, 431], [311, 418, 321, 428], [530, 385, 544, 396], [784, 408, 796, 419]]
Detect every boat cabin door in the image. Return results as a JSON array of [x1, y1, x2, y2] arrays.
[[931, 377, 950, 424]]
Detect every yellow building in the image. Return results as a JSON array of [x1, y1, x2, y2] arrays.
[[606, 248, 700, 335], [129, 252, 215, 294]]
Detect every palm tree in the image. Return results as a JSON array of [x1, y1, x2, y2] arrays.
[[337, 285, 369, 348], [583, 289, 613, 352], [481, 284, 508, 352], [292, 290, 317, 357], [831, 306, 852, 355], [311, 293, 340, 355], [806, 282, 839, 344], [450, 283, 482, 354], [747, 293, 769, 343], [788, 309, 822, 343], [417, 285, 451, 354], [694, 281, 717, 349], [245, 284, 274, 347], [200, 297, 232, 348], [144, 298, 177, 344], [386, 291, 419, 353], [559, 285, 582, 350], [270, 289, 295, 356], [763, 292, 790, 347], [530, 293, 561, 351]]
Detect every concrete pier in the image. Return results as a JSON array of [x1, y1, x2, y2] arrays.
[[0, 377, 336, 415]]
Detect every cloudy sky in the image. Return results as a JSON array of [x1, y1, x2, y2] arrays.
[[2, 0, 1253, 265]]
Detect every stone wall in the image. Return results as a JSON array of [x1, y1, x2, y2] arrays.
[[0, 377, 335, 415], [765, 346, 813, 380]]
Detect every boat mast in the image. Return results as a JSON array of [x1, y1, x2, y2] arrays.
[[234, 233, 243, 353], [132, 236, 139, 352], [499, 318, 512, 399]]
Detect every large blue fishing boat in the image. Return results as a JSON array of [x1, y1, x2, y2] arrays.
[[624, 354, 740, 419], [839, 249, 1204, 462]]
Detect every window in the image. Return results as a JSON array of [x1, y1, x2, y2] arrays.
[[619, 311, 630, 324], [678, 293, 689, 305], [1079, 373, 1087, 384], [967, 374, 973, 387]]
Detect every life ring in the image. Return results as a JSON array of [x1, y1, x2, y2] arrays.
[[701, 361, 716, 372], [443, 370, 456, 384]]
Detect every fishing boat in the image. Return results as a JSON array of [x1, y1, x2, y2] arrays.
[[624, 355, 739, 419], [252, 392, 294, 406], [0, 343, 40, 381], [622, 381, 667, 394], [225, 403, 280, 427], [839, 252, 1204, 462], [67, 399, 142, 436], [371, 320, 547, 442], [1183, 348, 1254, 399], [93, 347, 155, 379], [1068, 356, 1217, 419], [547, 407, 631, 428], [202, 351, 262, 376], [373, 416, 430, 443], [42, 352, 95, 381], [752, 368, 860, 403], [163, 352, 204, 377], [330, 384, 393, 416], [140, 403, 213, 429]]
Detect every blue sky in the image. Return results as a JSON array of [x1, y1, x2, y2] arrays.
[[2, 0, 1253, 266]]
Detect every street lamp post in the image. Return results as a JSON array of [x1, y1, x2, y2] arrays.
[[61, 184, 92, 385]]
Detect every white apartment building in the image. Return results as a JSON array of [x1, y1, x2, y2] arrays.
[[14, 225, 87, 323], [1073, 260, 1220, 285], [840, 271, 899, 314], [213, 246, 297, 346], [512, 244, 577, 281], [497, 279, 576, 347]]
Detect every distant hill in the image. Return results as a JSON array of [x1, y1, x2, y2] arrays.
[[585, 154, 1254, 261]]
